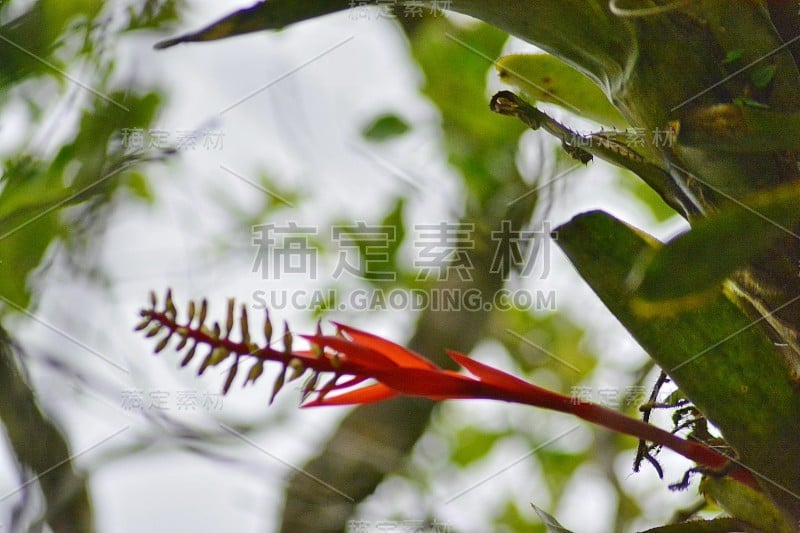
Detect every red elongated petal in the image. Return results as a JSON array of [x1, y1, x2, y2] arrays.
[[303, 383, 398, 407], [300, 334, 397, 370], [370, 367, 484, 398], [448, 350, 539, 393], [448, 350, 575, 408], [333, 323, 438, 370]]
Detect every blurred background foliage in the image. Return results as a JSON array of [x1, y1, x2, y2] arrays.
[[0, 2, 181, 531], [0, 2, 708, 532], [0, 0, 180, 311]]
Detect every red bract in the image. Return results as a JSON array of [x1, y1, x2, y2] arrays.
[[301, 326, 759, 489], [138, 291, 760, 491]]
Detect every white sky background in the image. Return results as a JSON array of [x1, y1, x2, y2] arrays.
[[0, 1, 701, 531]]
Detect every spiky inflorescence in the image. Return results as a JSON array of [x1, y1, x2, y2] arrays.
[[136, 289, 348, 403]]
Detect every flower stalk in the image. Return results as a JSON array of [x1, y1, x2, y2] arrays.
[[137, 289, 759, 489]]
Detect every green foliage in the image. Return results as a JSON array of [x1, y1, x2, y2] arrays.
[[361, 113, 411, 142], [631, 183, 800, 304], [0, 1, 175, 312], [148, 0, 800, 530], [449, 426, 508, 468], [750, 64, 778, 90], [496, 53, 628, 129], [0, 1, 180, 531], [700, 476, 794, 533], [614, 169, 677, 223], [533, 449, 586, 503], [491, 308, 597, 391], [556, 210, 800, 515], [494, 501, 547, 533], [411, 21, 527, 207]]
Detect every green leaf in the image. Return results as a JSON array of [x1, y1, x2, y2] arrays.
[[154, 1, 350, 49], [676, 104, 800, 151], [535, 449, 587, 501], [495, 308, 596, 387], [380, 197, 405, 262], [721, 49, 744, 65], [700, 476, 794, 533], [749, 64, 777, 89], [341, 197, 406, 284], [630, 183, 800, 305], [0, 213, 59, 311], [615, 168, 677, 223], [732, 96, 770, 109], [450, 426, 506, 467], [361, 113, 411, 142], [125, 172, 155, 203], [555, 210, 800, 511], [494, 501, 546, 533], [496, 54, 629, 129]]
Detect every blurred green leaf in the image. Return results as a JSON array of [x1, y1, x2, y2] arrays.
[[700, 476, 794, 533], [125, 0, 183, 32], [615, 169, 677, 223], [0, 0, 104, 85], [496, 53, 628, 129], [379, 196, 406, 270], [0, 41, 163, 312], [750, 64, 777, 90], [361, 113, 411, 142], [329, 197, 406, 285], [732, 96, 770, 109], [631, 183, 800, 304], [450, 426, 507, 467], [0, 212, 59, 310], [125, 172, 155, 203], [492, 308, 596, 390], [154, 0, 346, 49], [535, 449, 586, 501], [494, 501, 546, 533], [721, 49, 744, 65]]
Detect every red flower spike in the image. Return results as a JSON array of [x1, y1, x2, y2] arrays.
[[301, 335, 758, 489], [139, 294, 760, 492]]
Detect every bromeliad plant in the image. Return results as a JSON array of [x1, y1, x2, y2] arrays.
[[145, 0, 800, 530], [138, 290, 793, 532]]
